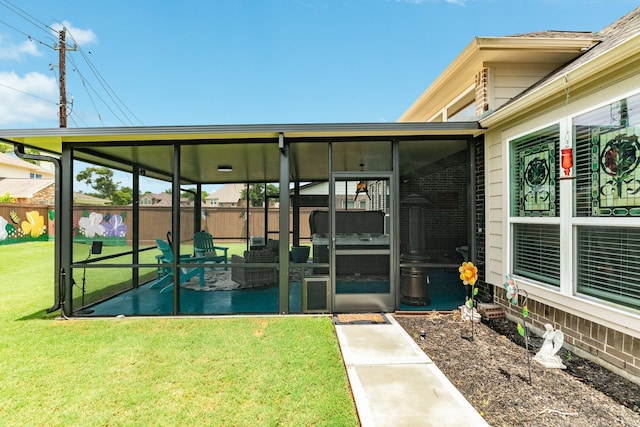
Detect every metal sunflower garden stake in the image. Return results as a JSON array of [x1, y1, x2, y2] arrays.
[[504, 274, 532, 384], [459, 261, 479, 341]]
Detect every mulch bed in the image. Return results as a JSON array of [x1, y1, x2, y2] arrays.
[[395, 312, 640, 427]]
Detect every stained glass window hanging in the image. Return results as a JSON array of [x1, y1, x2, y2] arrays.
[[574, 94, 640, 217], [512, 126, 558, 217]]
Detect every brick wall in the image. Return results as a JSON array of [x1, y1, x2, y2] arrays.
[[474, 136, 491, 303], [32, 185, 55, 205], [475, 68, 489, 116], [399, 159, 469, 261], [494, 290, 640, 383]]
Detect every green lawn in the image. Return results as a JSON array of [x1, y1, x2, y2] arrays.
[[0, 241, 358, 426]]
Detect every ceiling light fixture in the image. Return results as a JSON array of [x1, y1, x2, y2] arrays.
[[217, 165, 233, 172]]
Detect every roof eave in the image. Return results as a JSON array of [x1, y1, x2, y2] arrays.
[[1, 122, 485, 154], [398, 37, 598, 122], [479, 32, 640, 128]]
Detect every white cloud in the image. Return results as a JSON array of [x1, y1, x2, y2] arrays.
[[0, 35, 42, 60], [0, 71, 58, 125], [51, 21, 97, 46]]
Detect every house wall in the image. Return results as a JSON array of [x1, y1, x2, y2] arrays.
[[399, 160, 470, 262], [484, 69, 640, 383], [31, 185, 55, 205], [0, 163, 31, 178], [488, 62, 562, 112]]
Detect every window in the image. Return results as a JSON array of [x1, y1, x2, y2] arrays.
[[510, 125, 560, 286], [511, 125, 559, 217], [577, 226, 640, 310], [575, 94, 640, 217], [30, 173, 42, 179], [573, 93, 640, 310]]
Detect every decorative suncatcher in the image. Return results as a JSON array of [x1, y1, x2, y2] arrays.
[[591, 128, 640, 216], [518, 141, 556, 216]]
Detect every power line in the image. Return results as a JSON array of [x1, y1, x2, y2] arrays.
[[0, 81, 57, 104], [66, 29, 144, 126], [1, 2, 143, 127], [67, 54, 128, 125], [0, 18, 56, 49], [0, 0, 57, 35]]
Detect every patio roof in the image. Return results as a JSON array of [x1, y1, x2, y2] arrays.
[[1, 121, 484, 184]]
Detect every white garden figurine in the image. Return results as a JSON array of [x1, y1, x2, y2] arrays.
[[533, 323, 566, 369]]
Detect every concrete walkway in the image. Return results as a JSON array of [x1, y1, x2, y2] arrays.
[[334, 315, 489, 427]]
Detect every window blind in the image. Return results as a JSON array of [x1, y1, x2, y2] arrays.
[[577, 226, 640, 310], [513, 223, 560, 286]]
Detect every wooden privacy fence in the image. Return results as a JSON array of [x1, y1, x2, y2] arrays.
[[0, 203, 316, 245]]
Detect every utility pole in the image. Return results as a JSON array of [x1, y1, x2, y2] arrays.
[[55, 28, 77, 128]]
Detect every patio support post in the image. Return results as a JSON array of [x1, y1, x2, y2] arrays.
[[132, 164, 140, 288], [195, 184, 202, 234], [469, 137, 477, 265], [392, 139, 400, 309], [172, 143, 181, 315], [60, 147, 74, 317], [293, 181, 300, 247], [278, 133, 290, 314]]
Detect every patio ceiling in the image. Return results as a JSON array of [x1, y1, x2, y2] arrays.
[[1, 122, 484, 184]]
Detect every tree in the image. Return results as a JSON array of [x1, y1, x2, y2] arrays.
[[240, 184, 279, 207], [76, 167, 132, 205], [111, 187, 133, 205]]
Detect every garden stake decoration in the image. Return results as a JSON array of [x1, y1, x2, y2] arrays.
[[504, 274, 532, 384], [459, 261, 479, 341]]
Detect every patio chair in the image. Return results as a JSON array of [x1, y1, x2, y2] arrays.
[[231, 248, 278, 288], [149, 239, 206, 293], [193, 231, 229, 269]]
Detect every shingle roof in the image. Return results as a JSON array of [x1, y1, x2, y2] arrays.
[[493, 7, 640, 113], [506, 30, 598, 40], [0, 178, 53, 197], [558, 7, 640, 74]]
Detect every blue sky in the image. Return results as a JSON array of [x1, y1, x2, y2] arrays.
[[0, 0, 637, 129]]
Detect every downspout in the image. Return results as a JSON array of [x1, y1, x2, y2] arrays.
[[11, 142, 62, 312]]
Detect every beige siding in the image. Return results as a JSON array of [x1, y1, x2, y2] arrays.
[[486, 131, 505, 285], [489, 63, 560, 111]]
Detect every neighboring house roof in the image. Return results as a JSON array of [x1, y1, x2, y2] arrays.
[[206, 184, 244, 204], [0, 178, 54, 198], [0, 152, 55, 179], [141, 192, 198, 206]]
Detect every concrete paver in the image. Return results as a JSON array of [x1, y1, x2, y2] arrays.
[[335, 315, 489, 427]]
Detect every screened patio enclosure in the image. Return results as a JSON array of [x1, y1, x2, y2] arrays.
[[2, 122, 483, 317]]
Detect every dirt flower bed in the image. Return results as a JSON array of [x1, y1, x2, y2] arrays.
[[395, 312, 640, 427]]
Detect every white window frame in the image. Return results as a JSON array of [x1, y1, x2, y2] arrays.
[[505, 89, 640, 337]]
